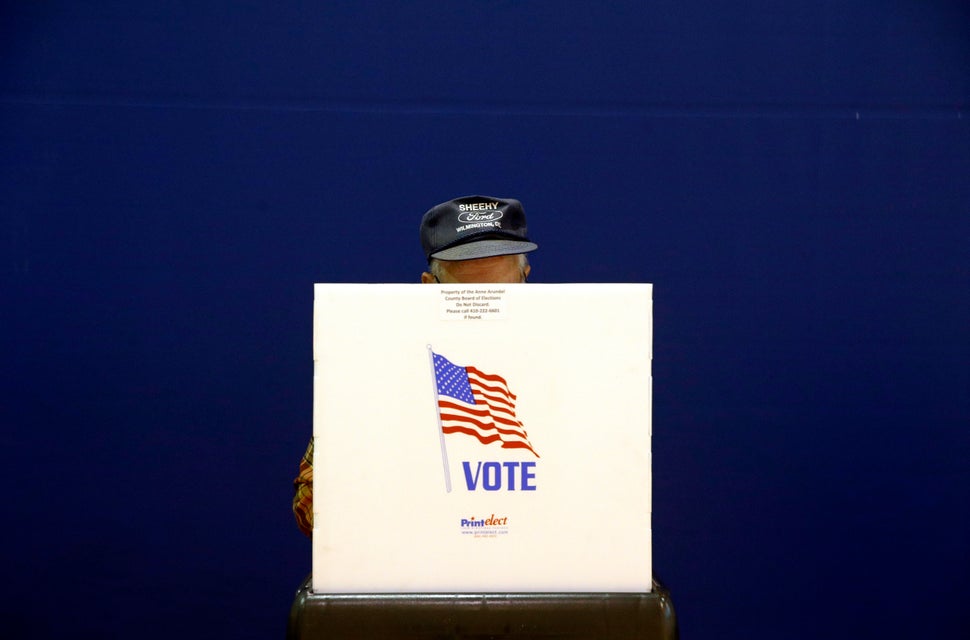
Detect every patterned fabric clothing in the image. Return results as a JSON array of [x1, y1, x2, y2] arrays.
[[292, 437, 313, 537]]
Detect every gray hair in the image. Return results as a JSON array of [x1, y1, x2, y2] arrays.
[[429, 253, 529, 282]]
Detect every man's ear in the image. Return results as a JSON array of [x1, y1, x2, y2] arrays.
[[420, 271, 436, 284]]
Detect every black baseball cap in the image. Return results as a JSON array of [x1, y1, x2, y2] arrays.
[[420, 195, 538, 262]]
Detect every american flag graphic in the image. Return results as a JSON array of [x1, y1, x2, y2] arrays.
[[431, 350, 539, 458]]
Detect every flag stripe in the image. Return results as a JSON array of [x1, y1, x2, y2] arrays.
[[473, 396, 521, 425], [442, 420, 526, 443], [440, 422, 535, 450], [467, 368, 516, 400], [438, 399, 527, 434], [439, 410, 531, 440], [439, 426, 503, 446], [470, 380, 515, 400]]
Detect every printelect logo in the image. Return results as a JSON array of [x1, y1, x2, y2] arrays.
[[461, 513, 509, 529], [459, 514, 510, 538]]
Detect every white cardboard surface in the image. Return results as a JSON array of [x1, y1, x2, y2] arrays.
[[311, 283, 652, 593]]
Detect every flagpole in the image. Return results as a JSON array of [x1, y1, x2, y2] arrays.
[[428, 345, 452, 493]]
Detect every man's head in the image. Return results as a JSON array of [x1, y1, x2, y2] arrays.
[[419, 195, 537, 284]]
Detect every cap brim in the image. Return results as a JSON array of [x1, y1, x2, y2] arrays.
[[430, 239, 538, 261]]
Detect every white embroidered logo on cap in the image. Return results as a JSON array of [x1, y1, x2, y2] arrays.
[[458, 202, 500, 212], [458, 210, 504, 224]]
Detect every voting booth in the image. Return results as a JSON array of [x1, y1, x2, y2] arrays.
[[289, 283, 677, 639]]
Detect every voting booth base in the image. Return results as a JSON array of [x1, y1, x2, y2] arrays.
[[287, 575, 678, 640]]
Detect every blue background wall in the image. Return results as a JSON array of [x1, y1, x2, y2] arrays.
[[3, 2, 968, 638]]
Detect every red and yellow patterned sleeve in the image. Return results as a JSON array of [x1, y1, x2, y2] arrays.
[[292, 437, 314, 537]]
